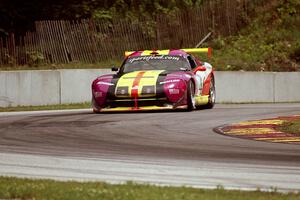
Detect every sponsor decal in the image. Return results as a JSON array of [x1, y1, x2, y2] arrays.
[[215, 116, 300, 144], [159, 79, 180, 85], [97, 81, 114, 86]]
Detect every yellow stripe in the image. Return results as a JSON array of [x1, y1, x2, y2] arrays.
[[124, 51, 132, 57], [141, 50, 154, 56], [115, 70, 164, 98], [127, 50, 170, 56], [125, 48, 209, 57], [102, 106, 171, 111], [272, 139, 300, 143], [101, 105, 177, 112], [255, 137, 300, 142], [138, 70, 164, 97], [140, 50, 170, 56], [115, 71, 140, 97], [102, 107, 136, 111], [235, 120, 285, 126], [156, 50, 170, 55], [225, 128, 280, 135], [181, 48, 209, 53], [195, 95, 209, 105], [139, 50, 170, 55]]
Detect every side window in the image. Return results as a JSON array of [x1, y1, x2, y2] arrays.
[[187, 56, 197, 69]]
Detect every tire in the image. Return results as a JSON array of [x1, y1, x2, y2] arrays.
[[204, 77, 216, 109], [187, 81, 196, 111], [92, 96, 101, 113]]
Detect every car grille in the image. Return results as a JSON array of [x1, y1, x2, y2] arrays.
[[106, 98, 169, 107]]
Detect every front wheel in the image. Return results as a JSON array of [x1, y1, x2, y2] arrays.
[[187, 81, 196, 111], [92, 96, 101, 113], [204, 77, 216, 109]]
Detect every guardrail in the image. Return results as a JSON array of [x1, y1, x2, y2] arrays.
[[0, 70, 299, 107]]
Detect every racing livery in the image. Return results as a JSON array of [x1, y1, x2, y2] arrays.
[[91, 48, 216, 112]]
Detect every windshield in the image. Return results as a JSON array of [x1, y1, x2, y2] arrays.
[[121, 55, 191, 73]]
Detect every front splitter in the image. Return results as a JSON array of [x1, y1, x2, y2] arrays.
[[98, 105, 187, 112]]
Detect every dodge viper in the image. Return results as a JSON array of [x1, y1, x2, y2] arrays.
[[91, 48, 215, 112]]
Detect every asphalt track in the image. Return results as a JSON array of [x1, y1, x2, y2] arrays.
[[0, 104, 300, 192]]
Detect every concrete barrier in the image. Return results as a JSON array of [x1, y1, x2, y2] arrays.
[[274, 72, 300, 102], [0, 70, 299, 107], [60, 69, 111, 104], [0, 70, 60, 107], [214, 72, 275, 103]]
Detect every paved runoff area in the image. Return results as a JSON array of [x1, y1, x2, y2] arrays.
[[0, 104, 300, 192]]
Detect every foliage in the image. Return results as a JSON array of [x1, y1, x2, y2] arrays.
[[3, 53, 16, 66], [26, 51, 45, 67], [210, 0, 300, 71], [0, 177, 300, 200], [0, 0, 204, 36], [1, 0, 300, 71]]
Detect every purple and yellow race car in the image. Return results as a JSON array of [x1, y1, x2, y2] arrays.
[[91, 48, 215, 112]]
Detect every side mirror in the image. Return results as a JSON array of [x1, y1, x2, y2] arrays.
[[179, 67, 189, 71], [111, 66, 118, 72], [196, 66, 206, 72]]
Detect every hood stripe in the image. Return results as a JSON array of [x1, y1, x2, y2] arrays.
[[131, 71, 145, 98], [115, 70, 165, 98]]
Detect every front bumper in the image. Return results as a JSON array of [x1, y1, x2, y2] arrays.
[[99, 105, 187, 112], [92, 96, 187, 112]]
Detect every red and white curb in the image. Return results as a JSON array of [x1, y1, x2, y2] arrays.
[[214, 115, 300, 144]]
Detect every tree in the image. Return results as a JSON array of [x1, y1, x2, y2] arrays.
[[0, 0, 204, 37]]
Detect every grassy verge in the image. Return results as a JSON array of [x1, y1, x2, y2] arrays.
[[279, 119, 300, 135], [0, 102, 91, 112], [0, 177, 299, 200]]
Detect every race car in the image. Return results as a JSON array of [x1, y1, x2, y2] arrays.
[[91, 48, 216, 112]]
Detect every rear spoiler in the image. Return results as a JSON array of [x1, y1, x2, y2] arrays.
[[124, 47, 212, 59], [181, 48, 212, 59]]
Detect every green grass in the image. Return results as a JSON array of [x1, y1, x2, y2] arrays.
[[0, 102, 91, 112], [279, 119, 300, 135], [0, 177, 299, 200]]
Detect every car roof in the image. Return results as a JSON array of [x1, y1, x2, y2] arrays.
[[127, 49, 189, 58]]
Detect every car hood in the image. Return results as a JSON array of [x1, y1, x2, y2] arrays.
[[93, 70, 193, 98]]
